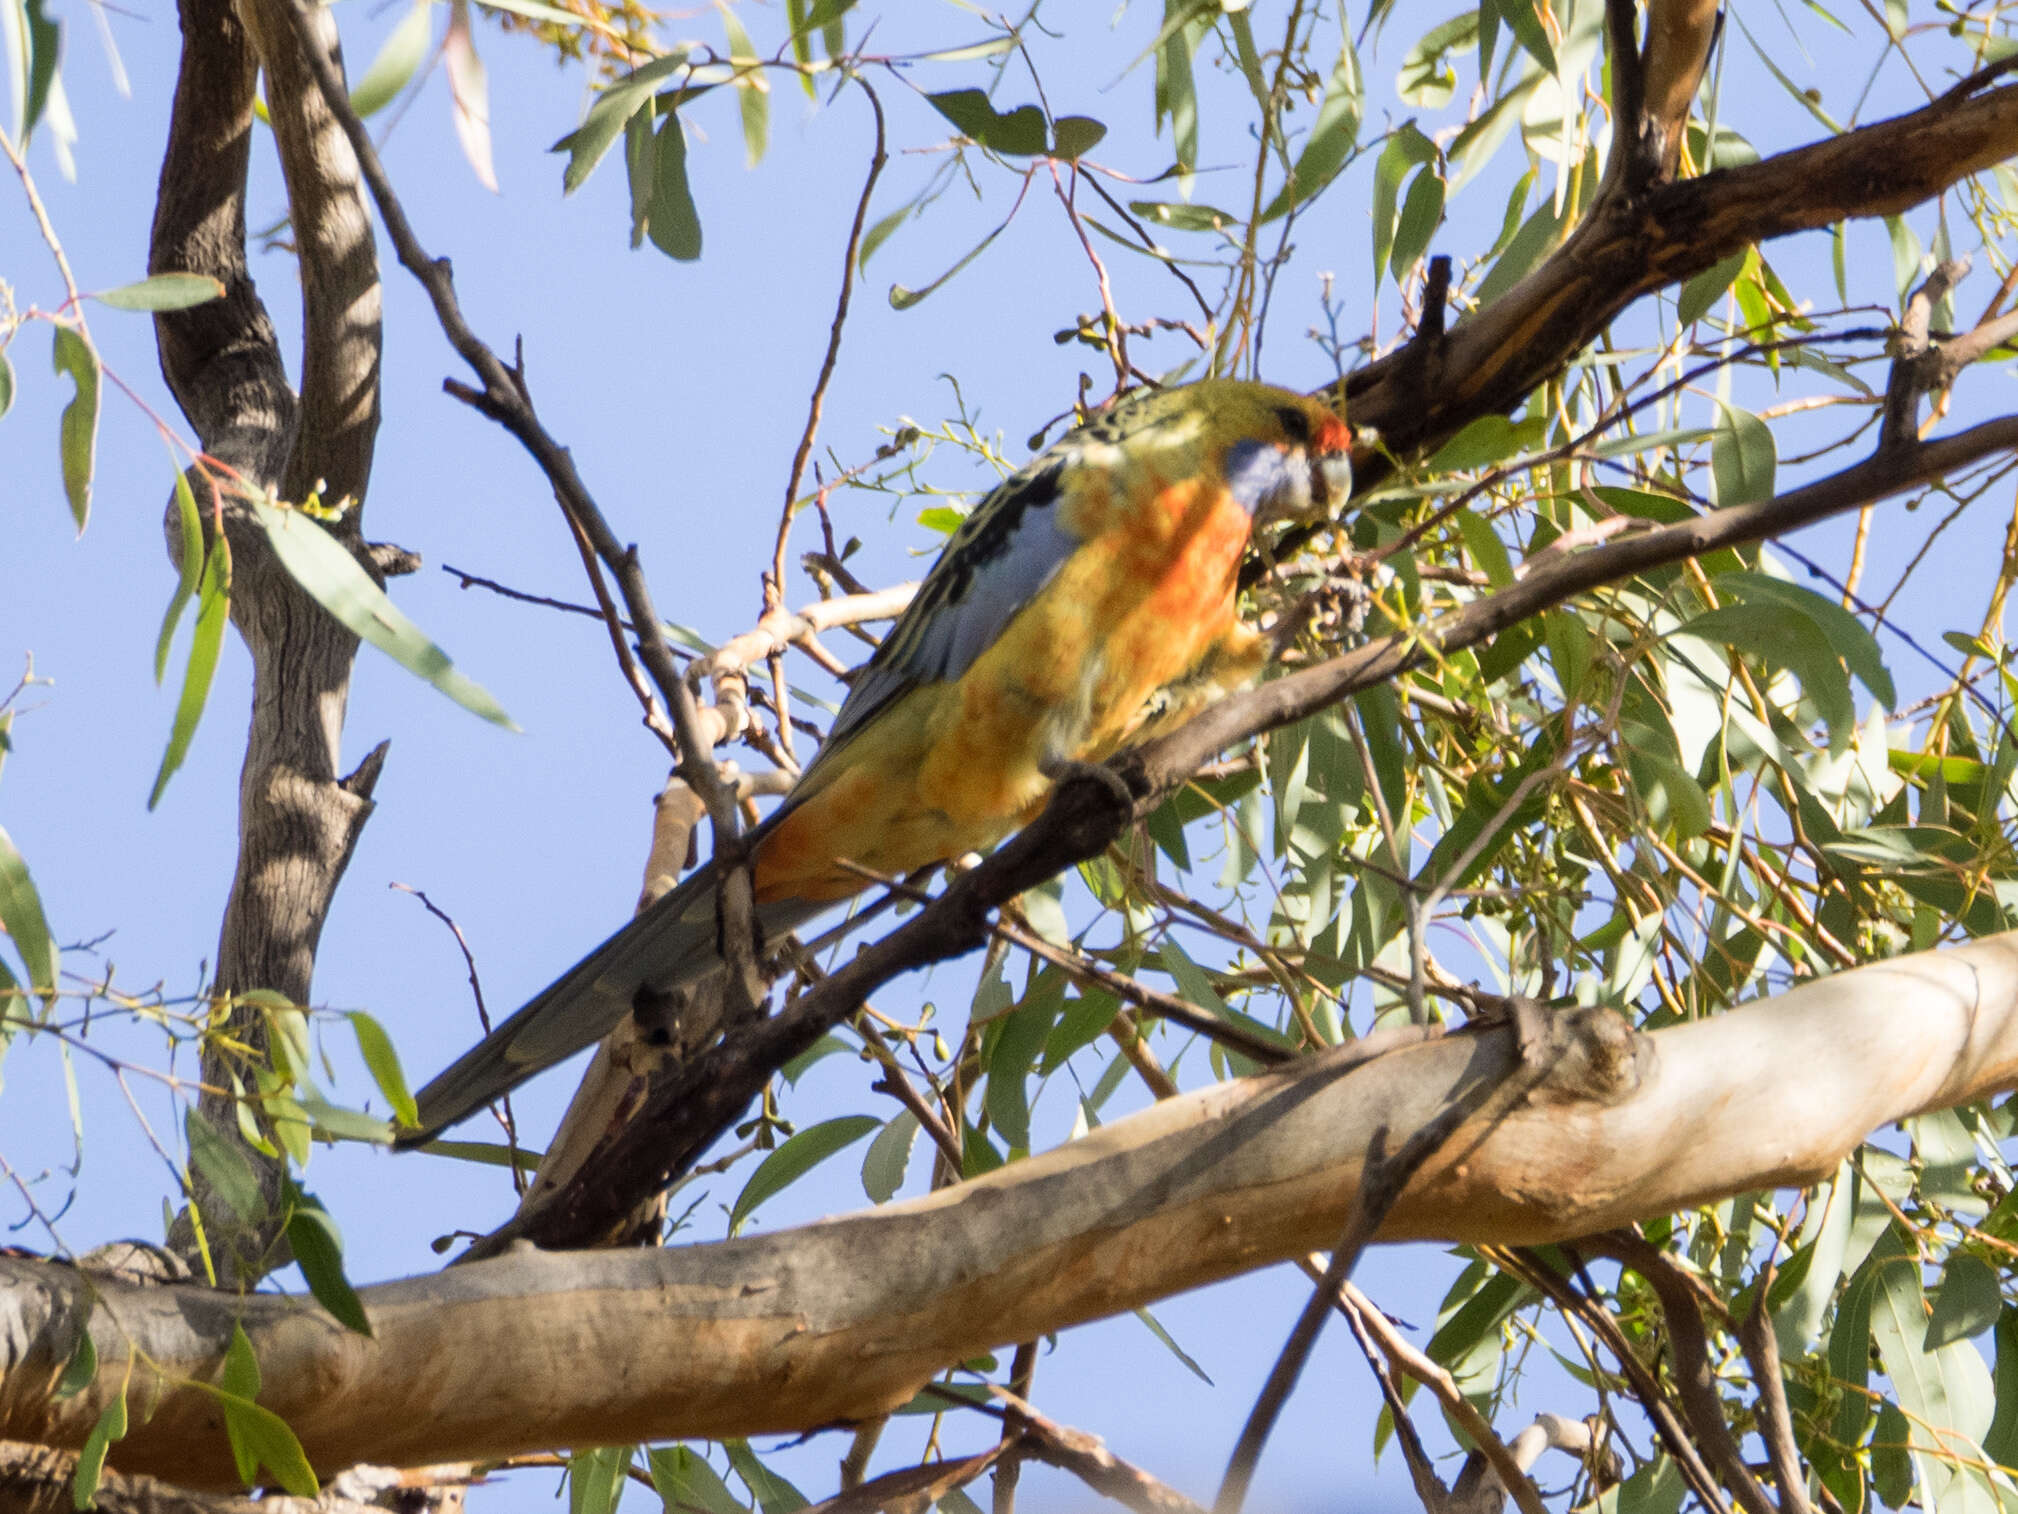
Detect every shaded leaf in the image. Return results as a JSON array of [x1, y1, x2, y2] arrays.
[[350, 0, 432, 118], [570, 1446, 632, 1514], [253, 499, 515, 727], [723, 1439, 807, 1514], [728, 1115, 878, 1232], [51, 325, 98, 533], [719, 4, 768, 167], [93, 273, 225, 311], [185, 1106, 263, 1224], [1260, 26, 1360, 222], [650, 1445, 750, 1514], [1129, 199, 1239, 235], [1050, 115, 1106, 160], [155, 465, 204, 682], [54, 1325, 95, 1400], [5, 0, 59, 146], [1926, 1253, 2002, 1350], [0, 821, 58, 1007], [1133, 1304, 1212, 1384], [648, 112, 703, 260], [286, 1192, 371, 1335], [925, 89, 1047, 156], [349, 1011, 417, 1128], [1710, 402, 1775, 507], [72, 1380, 126, 1511], [148, 537, 230, 808], [553, 50, 691, 193], [861, 1109, 918, 1204]]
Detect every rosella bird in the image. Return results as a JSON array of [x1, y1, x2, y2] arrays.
[[400, 379, 1352, 1144]]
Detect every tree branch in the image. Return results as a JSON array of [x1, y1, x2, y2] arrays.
[[152, 0, 386, 1284], [1341, 67, 2018, 470], [7, 931, 2018, 1483]]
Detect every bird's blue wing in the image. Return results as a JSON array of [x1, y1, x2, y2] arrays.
[[820, 454, 1081, 754]]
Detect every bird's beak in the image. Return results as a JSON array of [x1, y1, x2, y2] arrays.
[[1316, 451, 1354, 513]]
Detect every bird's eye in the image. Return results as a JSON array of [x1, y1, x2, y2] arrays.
[[1273, 406, 1312, 446]]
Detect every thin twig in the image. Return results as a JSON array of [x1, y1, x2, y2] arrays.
[[771, 78, 888, 607]]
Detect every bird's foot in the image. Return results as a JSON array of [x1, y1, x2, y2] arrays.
[[1039, 754, 1136, 809]]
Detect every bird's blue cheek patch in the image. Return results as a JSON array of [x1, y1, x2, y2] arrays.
[[1224, 439, 1291, 516]]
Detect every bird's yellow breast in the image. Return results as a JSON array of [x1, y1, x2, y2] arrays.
[[752, 469, 1254, 902]]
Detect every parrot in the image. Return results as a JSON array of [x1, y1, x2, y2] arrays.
[[398, 379, 1353, 1147]]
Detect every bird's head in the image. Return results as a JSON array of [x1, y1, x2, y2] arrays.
[[1202, 381, 1355, 526]]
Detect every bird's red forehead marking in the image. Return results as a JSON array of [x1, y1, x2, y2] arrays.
[[1313, 413, 1350, 452]]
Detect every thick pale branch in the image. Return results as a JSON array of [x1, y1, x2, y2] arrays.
[[6, 933, 2018, 1484]]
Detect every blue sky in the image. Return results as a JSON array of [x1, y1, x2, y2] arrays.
[[6, 2, 2018, 1510]]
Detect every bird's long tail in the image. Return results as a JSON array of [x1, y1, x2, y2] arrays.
[[398, 863, 823, 1147]]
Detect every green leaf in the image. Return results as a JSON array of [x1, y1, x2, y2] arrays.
[[1259, 28, 1361, 222], [925, 89, 1048, 156], [6, 0, 60, 146], [1677, 248, 1747, 326], [72, 1380, 126, 1510], [570, 1446, 632, 1514], [1474, 199, 1563, 309], [345, 1011, 417, 1128], [1128, 199, 1240, 235], [1371, 123, 1436, 282], [1871, 1399, 1913, 1511], [649, 1446, 750, 1514], [723, 1439, 806, 1514], [286, 1192, 372, 1335], [1680, 602, 1855, 744], [148, 537, 230, 808], [350, 0, 433, 117], [1398, 12, 1475, 107], [1050, 115, 1106, 160], [719, 5, 767, 167], [1431, 416, 1520, 475], [0, 821, 58, 1007], [1710, 402, 1775, 507], [648, 112, 703, 260], [409, 1137, 545, 1169], [0, 349, 13, 419], [155, 466, 204, 682], [1715, 572, 1895, 709], [728, 1115, 878, 1232], [1983, 1305, 2018, 1467], [1152, 1, 1204, 174], [51, 325, 98, 533], [552, 50, 691, 194], [1870, 1236, 1995, 1506], [1133, 1304, 1211, 1384], [252, 499, 515, 728], [220, 1320, 260, 1401], [92, 272, 226, 311], [861, 1109, 918, 1203], [214, 1391, 319, 1498], [185, 1106, 264, 1224], [54, 1326, 96, 1400], [1926, 1253, 2002, 1350], [889, 218, 1009, 309], [1498, 0, 1555, 72], [984, 977, 1059, 1151], [1387, 166, 1445, 280], [624, 104, 656, 250]]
